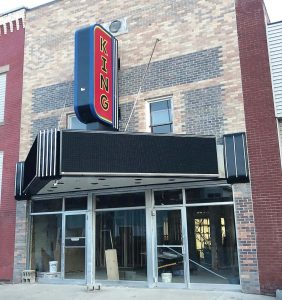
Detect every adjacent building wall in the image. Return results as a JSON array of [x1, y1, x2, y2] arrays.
[[236, 0, 282, 294], [0, 9, 25, 281]]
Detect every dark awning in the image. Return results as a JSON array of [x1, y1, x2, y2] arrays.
[[15, 130, 220, 200]]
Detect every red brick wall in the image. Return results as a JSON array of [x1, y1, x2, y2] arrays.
[[236, 0, 282, 295], [0, 20, 25, 281]]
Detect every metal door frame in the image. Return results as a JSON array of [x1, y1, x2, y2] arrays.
[[152, 204, 189, 288], [62, 211, 87, 283]]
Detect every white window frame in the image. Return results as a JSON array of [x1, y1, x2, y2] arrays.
[[277, 119, 282, 168], [0, 152, 3, 205], [145, 96, 173, 133], [0, 66, 9, 125], [67, 113, 87, 130]]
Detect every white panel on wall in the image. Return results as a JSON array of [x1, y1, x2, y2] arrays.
[[278, 120, 282, 160], [267, 22, 282, 118], [0, 73, 7, 123], [0, 152, 3, 205]]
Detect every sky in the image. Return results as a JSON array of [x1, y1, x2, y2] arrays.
[[264, 0, 282, 22], [0, 0, 54, 14], [0, 0, 281, 22]]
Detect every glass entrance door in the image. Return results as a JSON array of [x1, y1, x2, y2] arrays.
[[155, 209, 186, 286], [64, 213, 86, 280]]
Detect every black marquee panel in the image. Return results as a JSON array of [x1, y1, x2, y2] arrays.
[[223, 133, 249, 184], [61, 131, 219, 175], [15, 130, 220, 200]]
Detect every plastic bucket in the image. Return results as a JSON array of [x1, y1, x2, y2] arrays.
[[161, 272, 172, 283], [49, 261, 58, 273]]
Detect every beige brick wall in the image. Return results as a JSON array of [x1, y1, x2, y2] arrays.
[[20, 0, 245, 159], [15, 2, 260, 292]]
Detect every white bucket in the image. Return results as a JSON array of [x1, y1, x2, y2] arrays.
[[161, 272, 172, 283], [49, 261, 58, 273]]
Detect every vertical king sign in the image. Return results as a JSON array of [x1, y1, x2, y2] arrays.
[[74, 24, 118, 130]]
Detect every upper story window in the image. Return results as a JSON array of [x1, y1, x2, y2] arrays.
[[67, 114, 87, 130], [0, 72, 7, 124], [149, 98, 173, 134]]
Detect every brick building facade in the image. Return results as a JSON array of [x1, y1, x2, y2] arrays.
[[236, 0, 282, 294], [11, 0, 281, 296], [0, 9, 25, 281]]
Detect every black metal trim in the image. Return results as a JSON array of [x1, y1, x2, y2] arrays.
[[15, 162, 26, 200], [15, 129, 61, 200], [223, 132, 249, 184], [37, 129, 59, 178], [15, 130, 220, 200]]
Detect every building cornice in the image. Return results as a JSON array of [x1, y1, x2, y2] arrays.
[[0, 8, 26, 35]]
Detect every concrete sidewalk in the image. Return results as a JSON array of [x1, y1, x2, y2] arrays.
[[0, 284, 275, 300]]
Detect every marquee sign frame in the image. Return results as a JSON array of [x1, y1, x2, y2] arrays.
[[74, 24, 118, 129]]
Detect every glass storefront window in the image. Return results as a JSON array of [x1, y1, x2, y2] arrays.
[[154, 190, 183, 206], [65, 196, 87, 211], [95, 209, 147, 281], [31, 214, 62, 273], [187, 205, 239, 284], [29, 187, 239, 286], [156, 210, 182, 245], [31, 199, 62, 213], [186, 187, 232, 204], [96, 192, 145, 209]]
